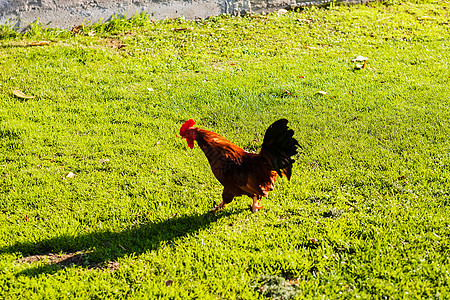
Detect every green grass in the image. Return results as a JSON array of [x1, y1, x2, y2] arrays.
[[0, 2, 449, 298]]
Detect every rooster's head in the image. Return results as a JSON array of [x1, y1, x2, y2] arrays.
[[179, 119, 196, 149]]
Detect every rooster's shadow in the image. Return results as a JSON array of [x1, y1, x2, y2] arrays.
[[1, 209, 239, 277]]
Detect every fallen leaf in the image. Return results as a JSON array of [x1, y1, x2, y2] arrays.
[[298, 75, 305, 78], [28, 41, 52, 47], [172, 27, 194, 32], [165, 280, 174, 287], [12, 90, 35, 99], [375, 16, 393, 23], [316, 91, 335, 100], [66, 172, 75, 178], [351, 55, 369, 62], [71, 25, 83, 34], [107, 261, 120, 271], [418, 16, 436, 20]]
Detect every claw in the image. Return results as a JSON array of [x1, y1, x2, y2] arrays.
[[250, 201, 264, 213], [209, 201, 226, 214]]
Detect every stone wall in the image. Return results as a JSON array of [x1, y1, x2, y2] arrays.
[[0, 0, 370, 30]]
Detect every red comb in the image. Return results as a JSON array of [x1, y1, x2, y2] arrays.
[[179, 119, 195, 136]]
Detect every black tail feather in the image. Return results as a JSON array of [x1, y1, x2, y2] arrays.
[[260, 119, 299, 180]]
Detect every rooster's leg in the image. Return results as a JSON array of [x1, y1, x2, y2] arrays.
[[210, 188, 234, 214], [250, 195, 264, 213]]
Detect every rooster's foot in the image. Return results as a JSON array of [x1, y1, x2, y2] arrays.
[[209, 201, 226, 214], [250, 201, 264, 213]]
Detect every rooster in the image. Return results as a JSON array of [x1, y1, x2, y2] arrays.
[[179, 119, 299, 213]]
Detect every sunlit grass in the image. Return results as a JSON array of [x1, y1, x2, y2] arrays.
[[0, 2, 449, 298]]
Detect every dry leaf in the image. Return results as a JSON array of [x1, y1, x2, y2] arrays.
[[12, 90, 35, 99], [71, 25, 83, 34], [351, 55, 369, 62], [296, 18, 313, 23], [418, 16, 436, 20], [172, 27, 194, 32], [288, 278, 300, 286], [316, 91, 335, 100], [165, 280, 174, 287], [28, 41, 52, 47]]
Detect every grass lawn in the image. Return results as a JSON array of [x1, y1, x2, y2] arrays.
[[0, 1, 449, 298]]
